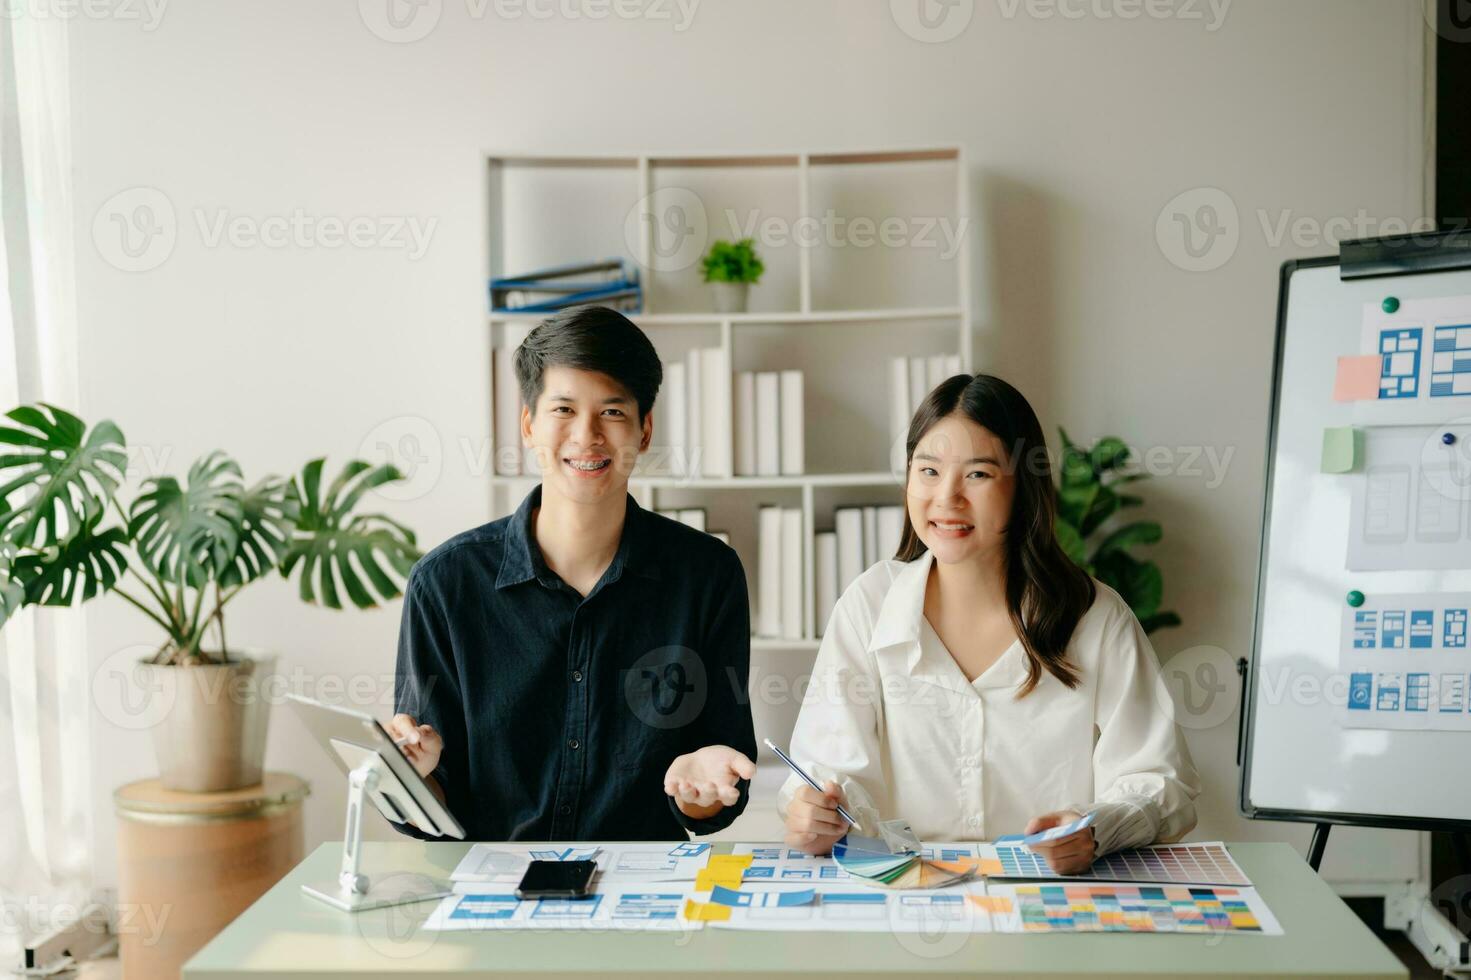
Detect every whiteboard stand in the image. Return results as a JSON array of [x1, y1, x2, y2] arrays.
[[1240, 229, 1471, 976]]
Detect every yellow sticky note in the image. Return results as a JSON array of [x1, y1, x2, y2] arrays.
[[695, 869, 743, 890], [683, 898, 732, 922], [708, 854, 754, 869]]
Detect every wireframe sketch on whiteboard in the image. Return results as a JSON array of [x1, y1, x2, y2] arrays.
[[1340, 591, 1471, 731], [1350, 296, 1471, 427], [1346, 423, 1471, 570]]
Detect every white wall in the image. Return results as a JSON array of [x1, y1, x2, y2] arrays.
[[71, 0, 1430, 892]]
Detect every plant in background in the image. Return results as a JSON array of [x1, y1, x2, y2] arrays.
[[0, 403, 421, 662], [1053, 429, 1181, 634], [700, 238, 765, 284]]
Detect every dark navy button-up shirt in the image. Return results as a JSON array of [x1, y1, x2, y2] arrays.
[[392, 485, 756, 841]]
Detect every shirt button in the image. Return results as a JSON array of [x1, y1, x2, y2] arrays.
[[559, 804, 571, 815], [968, 816, 981, 828], [568, 738, 580, 750], [572, 670, 583, 682]]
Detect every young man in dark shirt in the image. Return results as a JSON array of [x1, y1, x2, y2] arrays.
[[386, 306, 757, 840]]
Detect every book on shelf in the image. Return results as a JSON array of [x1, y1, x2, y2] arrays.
[[734, 371, 757, 478], [780, 508, 803, 639], [753, 372, 781, 477], [814, 531, 838, 638], [889, 353, 963, 473], [686, 348, 703, 477], [653, 347, 729, 477], [779, 370, 804, 476], [757, 505, 783, 638], [739, 369, 804, 477], [701, 347, 732, 478], [755, 504, 805, 640], [663, 361, 688, 476], [827, 504, 906, 627]]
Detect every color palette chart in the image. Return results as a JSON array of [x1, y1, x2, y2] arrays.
[[992, 883, 1282, 935], [984, 841, 1251, 886]]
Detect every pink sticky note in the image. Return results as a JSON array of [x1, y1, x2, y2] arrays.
[[1333, 355, 1382, 402]]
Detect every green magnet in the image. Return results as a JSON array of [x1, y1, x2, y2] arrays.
[[1382, 297, 1400, 314], [1347, 590, 1365, 608]]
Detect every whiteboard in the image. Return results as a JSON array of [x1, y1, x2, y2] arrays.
[[1241, 258, 1471, 828]]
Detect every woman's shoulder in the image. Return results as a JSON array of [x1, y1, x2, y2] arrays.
[[826, 558, 918, 633], [846, 557, 914, 603], [1068, 578, 1144, 655]]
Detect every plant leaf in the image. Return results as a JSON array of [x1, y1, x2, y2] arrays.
[[1095, 551, 1164, 620], [219, 476, 299, 589], [1079, 484, 1122, 537], [0, 404, 127, 549], [1054, 517, 1089, 569], [1089, 437, 1131, 472], [10, 518, 129, 611], [1138, 611, 1182, 634], [1091, 520, 1162, 561], [128, 451, 245, 587], [1056, 483, 1097, 529], [280, 459, 420, 609]]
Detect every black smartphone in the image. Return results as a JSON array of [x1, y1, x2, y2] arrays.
[[515, 860, 597, 899]]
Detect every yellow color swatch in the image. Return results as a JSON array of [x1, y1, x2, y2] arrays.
[[708, 854, 754, 870], [968, 895, 1014, 913]]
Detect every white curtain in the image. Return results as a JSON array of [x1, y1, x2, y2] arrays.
[[0, 7, 94, 970]]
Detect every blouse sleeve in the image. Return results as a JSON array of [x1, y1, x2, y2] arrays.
[[1069, 607, 1202, 856], [776, 588, 885, 836]]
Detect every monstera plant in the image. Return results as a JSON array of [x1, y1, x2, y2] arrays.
[[1054, 429, 1181, 635], [0, 403, 421, 790]]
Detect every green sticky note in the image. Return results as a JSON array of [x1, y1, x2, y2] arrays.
[[1321, 427, 1361, 474]]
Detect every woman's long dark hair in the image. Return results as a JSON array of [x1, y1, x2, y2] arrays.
[[895, 373, 1095, 696]]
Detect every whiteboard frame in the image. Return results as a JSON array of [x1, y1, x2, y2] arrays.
[[1238, 252, 1471, 833]]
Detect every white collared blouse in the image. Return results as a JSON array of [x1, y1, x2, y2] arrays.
[[777, 551, 1200, 855]]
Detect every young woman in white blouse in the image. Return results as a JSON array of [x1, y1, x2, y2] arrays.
[[779, 373, 1199, 873]]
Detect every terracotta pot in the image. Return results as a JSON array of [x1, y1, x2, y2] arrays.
[[136, 651, 278, 792]]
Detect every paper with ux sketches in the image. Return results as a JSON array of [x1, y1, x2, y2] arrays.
[[427, 883, 694, 932], [450, 840, 712, 888]]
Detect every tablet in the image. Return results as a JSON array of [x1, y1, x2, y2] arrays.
[[286, 693, 465, 839]]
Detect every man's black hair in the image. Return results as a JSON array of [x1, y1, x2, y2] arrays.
[[514, 306, 663, 421]]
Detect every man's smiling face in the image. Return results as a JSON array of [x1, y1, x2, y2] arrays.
[[522, 364, 651, 505]]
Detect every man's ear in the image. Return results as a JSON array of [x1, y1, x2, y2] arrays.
[[639, 410, 653, 452], [520, 403, 533, 445]]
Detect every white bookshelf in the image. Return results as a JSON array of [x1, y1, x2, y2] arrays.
[[485, 147, 971, 649]]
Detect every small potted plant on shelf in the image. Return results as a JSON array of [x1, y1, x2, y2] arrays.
[[0, 403, 421, 792], [701, 237, 764, 313]]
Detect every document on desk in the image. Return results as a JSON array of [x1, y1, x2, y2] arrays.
[[730, 843, 852, 882], [426, 884, 696, 932], [450, 841, 713, 885], [683, 881, 1018, 933]]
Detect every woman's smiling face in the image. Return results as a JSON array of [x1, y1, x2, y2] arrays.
[[905, 413, 1016, 566]]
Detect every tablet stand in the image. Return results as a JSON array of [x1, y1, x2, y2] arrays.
[[301, 747, 452, 913]]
